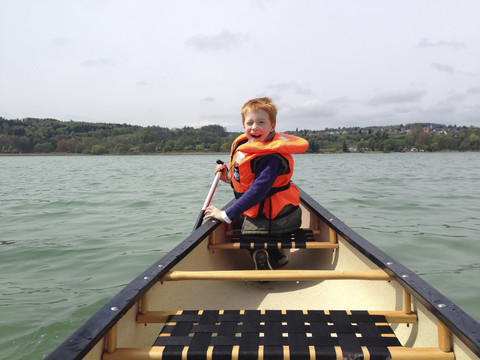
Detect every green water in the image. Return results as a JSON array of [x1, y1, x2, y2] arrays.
[[1, 153, 479, 359]]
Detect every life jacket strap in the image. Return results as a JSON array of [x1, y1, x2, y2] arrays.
[[234, 182, 292, 218], [233, 181, 291, 200]]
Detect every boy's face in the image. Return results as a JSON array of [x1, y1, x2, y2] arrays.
[[243, 109, 275, 143]]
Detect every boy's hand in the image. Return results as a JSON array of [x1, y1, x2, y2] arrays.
[[204, 206, 224, 221], [215, 163, 230, 183]]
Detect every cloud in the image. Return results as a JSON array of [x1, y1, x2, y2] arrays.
[[267, 81, 311, 95], [467, 87, 480, 94], [431, 63, 454, 74], [418, 38, 466, 49], [198, 112, 240, 130], [278, 96, 351, 128], [251, 0, 276, 10], [326, 96, 351, 105], [424, 102, 456, 116], [285, 101, 337, 119], [81, 58, 114, 67], [392, 105, 421, 114], [53, 36, 73, 46], [202, 96, 215, 102], [185, 28, 249, 52], [431, 63, 475, 76], [367, 90, 427, 106], [441, 92, 466, 105]]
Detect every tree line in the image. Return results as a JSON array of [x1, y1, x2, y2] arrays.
[[1, 117, 479, 154], [296, 124, 480, 153], [0, 118, 237, 154]]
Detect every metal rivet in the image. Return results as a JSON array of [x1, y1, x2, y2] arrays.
[[386, 262, 393, 266], [401, 274, 409, 278], [158, 264, 163, 268], [144, 276, 150, 280], [111, 306, 119, 311], [438, 303, 446, 308]]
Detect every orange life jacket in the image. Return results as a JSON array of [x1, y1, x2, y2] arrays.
[[229, 132, 309, 219]]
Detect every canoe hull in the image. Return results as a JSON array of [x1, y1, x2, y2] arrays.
[[48, 189, 480, 360]]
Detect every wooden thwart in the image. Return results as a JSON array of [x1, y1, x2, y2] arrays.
[[209, 228, 337, 250], [161, 269, 391, 281], [224, 229, 321, 236], [208, 241, 338, 250], [103, 346, 454, 360], [137, 310, 418, 325]]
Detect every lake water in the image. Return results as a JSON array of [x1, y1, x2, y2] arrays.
[[1, 153, 479, 359]]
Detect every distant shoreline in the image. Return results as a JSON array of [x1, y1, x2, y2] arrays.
[[0, 150, 464, 157], [0, 152, 230, 157]]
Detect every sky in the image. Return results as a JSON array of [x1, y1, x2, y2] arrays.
[[1, 0, 479, 132]]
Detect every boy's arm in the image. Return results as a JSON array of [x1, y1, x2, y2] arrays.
[[222, 155, 282, 222]]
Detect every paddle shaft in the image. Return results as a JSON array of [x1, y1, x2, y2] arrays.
[[192, 160, 224, 232]]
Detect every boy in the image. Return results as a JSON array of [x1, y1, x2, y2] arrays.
[[204, 97, 309, 270]]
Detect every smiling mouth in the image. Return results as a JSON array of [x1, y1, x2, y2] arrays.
[[251, 133, 262, 138]]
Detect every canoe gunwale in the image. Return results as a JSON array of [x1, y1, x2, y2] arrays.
[[46, 190, 480, 359]]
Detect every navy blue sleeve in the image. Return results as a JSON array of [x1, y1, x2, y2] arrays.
[[225, 155, 283, 220]]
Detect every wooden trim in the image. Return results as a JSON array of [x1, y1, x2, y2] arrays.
[[232, 345, 240, 359], [104, 346, 454, 360], [137, 310, 172, 324], [105, 324, 118, 354], [181, 346, 188, 359], [208, 242, 338, 250], [139, 294, 149, 315], [225, 229, 321, 236], [361, 346, 370, 360], [103, 347, 164, 360], [438, 320, 453, 352], [403, 290, 412, 314], [388, 347, 454, 359], [161, 269, 391, 281], [313, 216, 320, 232], [329, 227, 338, 244], [137, 310, 417, 324], [206, 346, 213, 360], [369, 310, 417, 324], [209, 231, 216, 245]]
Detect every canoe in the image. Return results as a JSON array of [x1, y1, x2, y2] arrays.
[[46, 187, 480, 360]]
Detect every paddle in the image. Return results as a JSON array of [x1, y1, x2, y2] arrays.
[[192, 160, 225, 232]]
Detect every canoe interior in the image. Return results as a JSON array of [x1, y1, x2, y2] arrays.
[[46, 188, 480, 360]]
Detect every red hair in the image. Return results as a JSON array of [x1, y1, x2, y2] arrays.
[[241, 97, 277, 126]]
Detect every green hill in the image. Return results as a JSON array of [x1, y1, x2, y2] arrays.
[[1, 117, 478, 154]]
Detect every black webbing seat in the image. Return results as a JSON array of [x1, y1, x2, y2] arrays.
[[231, 229, 319, 249], [153, 310, 401, 359], [208, 229, 338, 250]]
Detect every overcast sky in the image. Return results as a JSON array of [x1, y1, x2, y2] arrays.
[[1, 0, 479, 132]]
